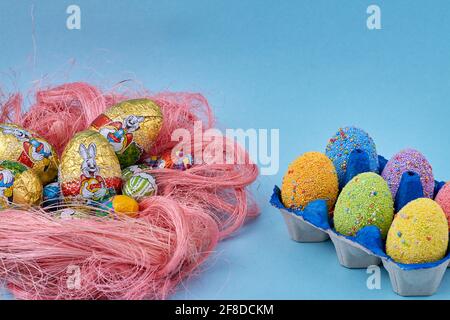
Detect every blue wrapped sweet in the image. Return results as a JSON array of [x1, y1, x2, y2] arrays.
[[325, 126, 379, 188], [42, 182, 61, 207]]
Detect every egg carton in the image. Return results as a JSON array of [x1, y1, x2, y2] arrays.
[[270, 186, 380, 267], [270, 181, 450, 297], [382, 258, 449, 296]]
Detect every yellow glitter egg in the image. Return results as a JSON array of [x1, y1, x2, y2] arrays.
[[89, 99, 163, 168], [105, 195, 139, 218], [386, 198, 449, 264], [0, 160, 42, 208], [60, 130, 122, 202], [0, 123, 59, 184], [281, 151, 339, 212]]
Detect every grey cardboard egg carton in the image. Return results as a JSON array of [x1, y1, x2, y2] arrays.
[[278, 208, 449, 297], [280, 208, 329, 242], [382, 258, 449, 296]]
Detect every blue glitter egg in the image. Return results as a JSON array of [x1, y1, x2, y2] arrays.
[[325, 127, 379, 188], [43, 182, 61, 207]]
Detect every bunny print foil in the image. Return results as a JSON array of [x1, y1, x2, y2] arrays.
[[0, 123, 59, 184], [59, 130, 122, 202], [90, 98, 163, 168]]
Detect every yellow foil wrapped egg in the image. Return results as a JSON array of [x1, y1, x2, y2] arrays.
[[0, 123, 59, 184], [386, 198, 449, 264], [89, 99, 163, 168], [104, 195, 140, 218], [281, 151, 339, 213], [0, 160, 42, 208], [59, 130, 122, 202]]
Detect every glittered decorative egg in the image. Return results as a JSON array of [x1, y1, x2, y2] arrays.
[[0, 160, 42, 208], [104, 195, 139, 218], [381, 149, 434, 199], [325, 126, 378, 188], [59, 130, 122, 202], [89, 99, 163, 168], [386, 198, 448, 264], [122, 172, 157, 201], [122, 164, 151, 182], [334, 172, 394, 238], [281, 152, 339, 212], [436, 182, 450, 230], [42, 182, 61, 207], [0, 123, 59, 184]]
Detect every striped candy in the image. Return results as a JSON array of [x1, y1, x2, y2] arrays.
[[122, 172, 157, 201]]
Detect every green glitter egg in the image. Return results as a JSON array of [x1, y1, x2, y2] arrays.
[[334, 172, 394, 238]]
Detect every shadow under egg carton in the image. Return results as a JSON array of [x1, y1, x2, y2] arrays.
[[270, 184, 450, 297]]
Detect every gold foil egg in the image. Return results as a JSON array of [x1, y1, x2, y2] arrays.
[[0, 123, 59, 184], [0, 160, 42, 208], [89, 99, 163, 168], [59, 130, 122, 202]]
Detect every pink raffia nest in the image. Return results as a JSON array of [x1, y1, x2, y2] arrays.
[[0, 82, 259, 300]]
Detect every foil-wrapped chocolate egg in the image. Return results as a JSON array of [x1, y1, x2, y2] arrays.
[[122, 164, 151, 182], [0, 160, 42, 208], [59, 130, 122, 202], [143, 149, 193, 171], [103, 195, 139, 218], [122, 172, 157, 201], [0, 123, 59, 184], [42, 182, 61, 207], [89, 99, 163, 168]]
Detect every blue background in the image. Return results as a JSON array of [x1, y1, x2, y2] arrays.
[[0, 0, 449, 299]]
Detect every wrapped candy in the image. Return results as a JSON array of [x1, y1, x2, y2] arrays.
[[0, 123, 59, 184], [122, 164, 151, 182], [42, 182, 61, 207], [59, 130, 122, 202], [0, 160, 42, 208], [143, 149, 193, 171], [122, 172, 157, 201], [103, 195, 139, 218], [90, 99, 163, 168]]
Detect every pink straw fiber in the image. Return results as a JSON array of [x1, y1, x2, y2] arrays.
[[0, 82, 259, 300]]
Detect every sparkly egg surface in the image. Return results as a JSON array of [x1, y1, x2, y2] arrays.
[[59, 130, 122, 202], [0, 123, 59, 184], [122, 172, 157, 201], [0, 160, 42, 208], [90, 99, 163, 168], [281, 151, 339, 212], [381, 149, 434, 199], [386, 198, 448, 264], [325, 126, 378, 188], [435, 182, 450, 230], [334, 172, 394, 238]]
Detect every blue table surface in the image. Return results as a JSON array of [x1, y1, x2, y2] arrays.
[[0, 0, 449, 299]]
